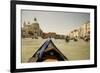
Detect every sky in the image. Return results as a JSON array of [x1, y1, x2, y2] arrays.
[[21, 10, 90, 35]]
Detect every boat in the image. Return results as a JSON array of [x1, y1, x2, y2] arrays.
[[28, 38, 68, 62]]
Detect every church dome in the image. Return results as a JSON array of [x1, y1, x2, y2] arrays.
[[31, 18, 40, 30]]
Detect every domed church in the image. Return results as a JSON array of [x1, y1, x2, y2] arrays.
[[22, 18, 43, 38]]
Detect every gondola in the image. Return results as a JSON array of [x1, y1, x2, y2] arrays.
[[28, 38, 68, 62]]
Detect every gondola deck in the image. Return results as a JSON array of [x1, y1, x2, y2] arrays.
[[28, 38, 68, 62]]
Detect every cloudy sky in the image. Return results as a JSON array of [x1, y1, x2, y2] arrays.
[[21, 10, 90, 35]]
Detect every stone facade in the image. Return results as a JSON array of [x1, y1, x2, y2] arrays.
[[79, 21, 90, 38], [22, 18, 66, 39], [67, 21, 90, 40], [22, 18, 43, 38]]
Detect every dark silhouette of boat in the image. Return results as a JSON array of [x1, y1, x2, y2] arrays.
[[28, 38, 68, 62], [65, 36, 70, 42]]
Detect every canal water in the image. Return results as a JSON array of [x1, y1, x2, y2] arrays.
[[21, 38, 90, 63]]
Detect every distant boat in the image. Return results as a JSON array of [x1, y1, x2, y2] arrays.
[[28, 38, 68, 62], [65, 36, 70, 42], [73, 38, 78, 41]]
